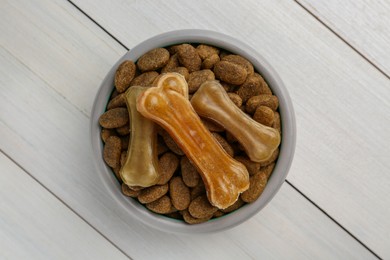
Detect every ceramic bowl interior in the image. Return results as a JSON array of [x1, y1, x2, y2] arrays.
[[90, 29, 296, 233]]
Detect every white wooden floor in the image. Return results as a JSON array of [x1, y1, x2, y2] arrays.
[[1, 0, 389, 259]]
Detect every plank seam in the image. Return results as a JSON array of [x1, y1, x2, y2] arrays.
[[294, 0, 390, 81], [0, 148, 132, 260], [1, 47, 90, 118], [67, 0, 129, 51], [285, 180, 382, 260]]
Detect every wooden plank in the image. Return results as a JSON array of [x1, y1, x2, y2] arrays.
[[69, 0, 390, 258], [0, 0, 377, 259], [0, 152, 128, 259], [0, 0, 125, 115], [297, 0, 390, 77]]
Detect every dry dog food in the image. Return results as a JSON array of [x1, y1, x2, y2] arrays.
[[99, 43, 281, 224]]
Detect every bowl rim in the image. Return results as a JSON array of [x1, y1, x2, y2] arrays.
[[90, 29, 296, 233]]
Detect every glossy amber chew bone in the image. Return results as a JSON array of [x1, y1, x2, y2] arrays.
[[191, 81, 280, 163], [151, 72, 189, 99], [137, 73, 249, 209], [119, 86, 159, 187]]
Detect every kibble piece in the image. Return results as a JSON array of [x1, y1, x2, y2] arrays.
[[167, 44, 181, 55], [253, 106, 274, 127], [146, 195, 172, 214], [99, 107, 129, 129], [157, 136, 169, 155], [221, 197, 245, 213], [177, 44, 202, 72], [227, 93, 242, 107], [222, 54, 254, 76], [213, 211, 225, 218], [103, 136, 122, 168], [260, 148, 279, 167], [230, 142, 244, 153], [219, 50, 231, 59], [138, 184, 169, 204], [235, 156, 260, 176], [121, 183, 140, 198], [130, 71, 159, 86], [160, 130, 184, 156], [188, 195, 218, 219], [137, 48, 170, 72], [127, 185, 144, 191], [116, 124, 130, 136], [273, 112, 281, 133], [170, 176, 191, 210], [110, 90, 119, 99], [220, 82, 236, 92], [120, 151, 127, 166], [201, 119, 224, 132], [121, 135, 129, 150], [260, 162, 276, 179], [112, 166, 121, 181], [225, 131, 237, 143], [246, 95, 279, 114], [236, 74, 262, 102], [212, 132, 234, 157], [191, 181, 206, 200], [254, 73, 272, 95], [167, 205, 178, 214], [202, 53, 220, 70], [107, 93, 126, 110], [188, 70, 215, 93], [101, 128, 116, 143], [115, 60, 136, 93], [196, 44, 220, 60], [181, 157, 200, 188], [214, 61, 247, 85], [166, 211, 182, 220], [161, 53, 180, 73], [241, 172, 267, 203], [163, 67, 189, 81], [157, 152, 179, 185], [182, 210, 211, 224]]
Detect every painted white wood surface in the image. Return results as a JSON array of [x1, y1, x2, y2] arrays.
[[0, 0, 125, 115], [71, 0, 390, 258], [0, 152, 127, 259], [298, 0, 390, 76], [0, 0, 379, 259]]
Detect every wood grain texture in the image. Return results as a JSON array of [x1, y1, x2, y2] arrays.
[[297, 0, 390, 77], [0, 0, 377, 259], [0, 152, 127, 259], [71, 0, 390, 258], [0, 0, 125, 115]]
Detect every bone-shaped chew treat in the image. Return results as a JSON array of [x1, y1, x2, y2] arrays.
[[137, 73, 249, 209], [191, 81, 280, 163], [119, 86, 159, 187]]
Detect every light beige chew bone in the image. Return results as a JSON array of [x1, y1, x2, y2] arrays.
[[137, 73, 249, 209], [191, 81, 280, 163], [119, 86, 159, 187]]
